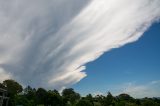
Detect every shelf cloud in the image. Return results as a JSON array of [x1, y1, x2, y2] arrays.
[[0, 0, 160, 89]]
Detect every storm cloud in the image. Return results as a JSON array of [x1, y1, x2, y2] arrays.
[[0, 0, 160, 89]]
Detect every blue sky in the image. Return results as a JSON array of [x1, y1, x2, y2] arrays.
[[72, 23, 160, 97]]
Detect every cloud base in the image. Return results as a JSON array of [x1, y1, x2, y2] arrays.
[[0, 0, 160, 89]]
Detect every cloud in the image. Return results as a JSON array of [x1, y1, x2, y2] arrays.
[[116, 81, 160, 98], [0, 0, 160, 89], [151, 80, 160, 84], [0, 68, 12, 83]]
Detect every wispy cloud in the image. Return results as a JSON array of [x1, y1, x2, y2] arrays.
[[0, 0, 160, 89], [115, 80, 160, 98]]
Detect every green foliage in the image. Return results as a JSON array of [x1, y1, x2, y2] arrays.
[[14, 95, 35, 106], [46, 90, 63, 106], [0, 82, 5, 89], [3, 79, 23, 96], [36, 88, 47, 105], [62, 88, 80, 105], [85, 94, 94, 106], [118, 93, 134, 101], [103, 92, 115, 106], [76, 99, 92, 106], [24, 86, 36, 101], [0, 79, 160, 106]]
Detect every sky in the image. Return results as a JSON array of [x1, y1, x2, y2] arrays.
[[0, 0, 160, 98], [72, 23, 160, 98]]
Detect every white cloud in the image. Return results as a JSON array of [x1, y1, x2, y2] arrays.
[[115, 81, 160, 98], [151, 80, 160, 84], [0, 0, 160, 89]]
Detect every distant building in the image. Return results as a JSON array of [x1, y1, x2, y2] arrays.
[[0, 88, 9, 106]]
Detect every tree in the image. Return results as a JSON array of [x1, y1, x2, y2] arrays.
[[46, 90, 63, 106], [53, 89, 60, 95], [3, 79, 23, 96], [2, 79, 23, 106], [86, 94, 94, 106], [94, 95, 105, 105], [135, 99, 141, 106], [118, 93, 133, 101], [103, 92, 115, 106], [76, 99, 93, 106], [0, 82, 5, 89], [142, 98, 156, 106], [14, 95, 33, 106], [1, 79, 160, 106], [62, 88, 80, 105], [24, 85, 36, 104], [36, 88, 47, 105]]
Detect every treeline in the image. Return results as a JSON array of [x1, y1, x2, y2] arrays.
[[0, 79, 160, 106]]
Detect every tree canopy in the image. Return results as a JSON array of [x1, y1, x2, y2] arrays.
[[0, 79, 160, 106]]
